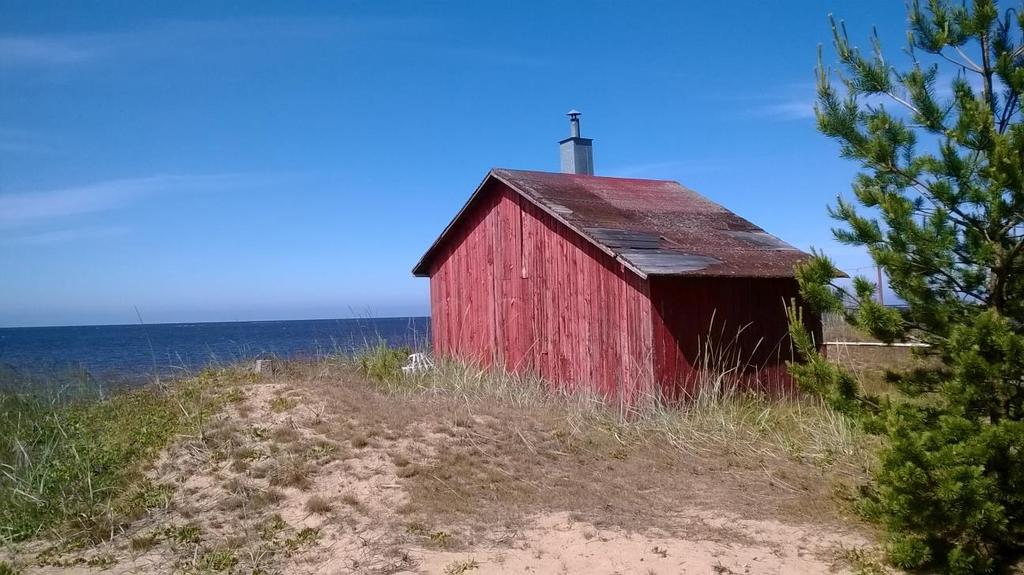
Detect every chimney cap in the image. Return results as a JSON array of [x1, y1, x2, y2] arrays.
[[560, 110, 593, 175]]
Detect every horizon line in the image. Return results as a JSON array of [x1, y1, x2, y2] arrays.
[[0, 314, 432, 330]]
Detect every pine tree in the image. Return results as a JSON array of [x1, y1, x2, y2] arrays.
[[789, 1, 1024, 572]]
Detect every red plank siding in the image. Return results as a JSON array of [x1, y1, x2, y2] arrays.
[[649, 277, 820, 398], [429, 181, 654, 399]]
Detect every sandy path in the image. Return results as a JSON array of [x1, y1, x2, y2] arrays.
[[410, 509, 866, 574]]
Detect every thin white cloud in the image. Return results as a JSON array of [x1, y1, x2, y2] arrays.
[[0, 16, 438, 70], [714, 82, 820, 122], [756, 99, 817, 120], [1, 226, 129, 246], [0, 173, 261, 228], [0, 36, 99, 67]]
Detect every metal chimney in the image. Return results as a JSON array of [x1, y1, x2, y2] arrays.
[[559, 110, 593, 175]]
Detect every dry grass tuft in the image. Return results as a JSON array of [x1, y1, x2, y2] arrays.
[[266, 456, 313, 490], [270, 425, 301, 444], [304, 495, 332, 515], [339, 493, 362, 509], [129, 533, 159, 552], [252, 487, 285, 509], [396, 465, 419, 478], [217, 495, 246, 513], [268, 395, 295, 413]]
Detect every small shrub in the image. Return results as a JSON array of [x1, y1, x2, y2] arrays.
[[302, 438, 339, 462], [195, 548, 237, 572], [428, 530, 453, 548], [284, 527, 320, 551], [167, 523, 202, 545], [443, 558, 479, 574], [356, 342, 409, 381], [259, 514, 288, 541]]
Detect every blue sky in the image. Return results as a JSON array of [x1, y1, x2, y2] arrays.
[[0, 1, 909, 327]]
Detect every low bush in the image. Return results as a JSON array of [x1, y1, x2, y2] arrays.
[[356, 341, 410, 381]]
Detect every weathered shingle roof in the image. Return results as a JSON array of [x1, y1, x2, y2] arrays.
[[412, 168, 810, 279]]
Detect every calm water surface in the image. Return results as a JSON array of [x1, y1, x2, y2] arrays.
[[0, 317, 430, 388]]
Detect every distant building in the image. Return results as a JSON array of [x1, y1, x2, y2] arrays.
[[412, 113, 820, 400]]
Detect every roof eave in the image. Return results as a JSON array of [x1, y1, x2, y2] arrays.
[[412, 168, 811, 281], [412, 168, 652, 281], [410, 169, 500, 277]]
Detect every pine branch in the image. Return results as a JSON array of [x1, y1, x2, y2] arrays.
[[953, 45, 985, 72], [883, 90, 925, 115], [996, 82, 1021, 132], [980, 31, 999, 117], [933, 47, 984, 73]]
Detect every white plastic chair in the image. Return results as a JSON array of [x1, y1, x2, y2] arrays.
[[401, 353, 435, 374]]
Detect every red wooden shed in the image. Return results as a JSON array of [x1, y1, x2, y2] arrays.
[[412, 117, 818, 400]]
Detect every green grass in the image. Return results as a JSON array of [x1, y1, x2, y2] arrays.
[[0, 370, 237, 544], [193, 548, 237, 572], [356, 341, 410, 381], [167, 523, 203, 545]]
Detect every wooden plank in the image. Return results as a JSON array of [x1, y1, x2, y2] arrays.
[[427, 177, 686, 401]]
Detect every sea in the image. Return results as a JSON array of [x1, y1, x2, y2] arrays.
[[0, 317, 430, 390]]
